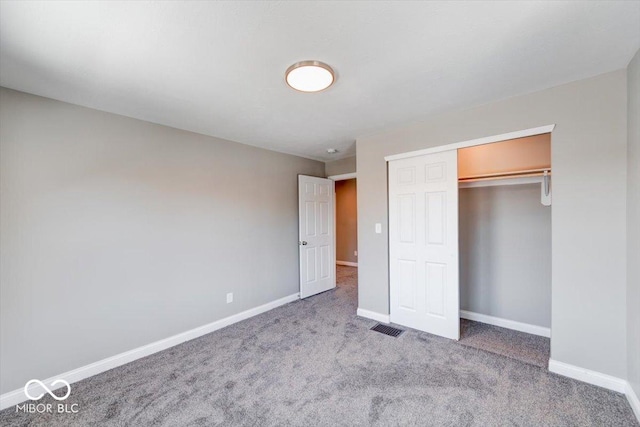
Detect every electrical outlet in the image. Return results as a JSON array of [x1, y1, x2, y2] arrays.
[[354, 250, 358, 257], [226, 293, 233, 304]]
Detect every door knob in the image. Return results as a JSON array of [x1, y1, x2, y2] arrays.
[[300, 241, 308, 245]]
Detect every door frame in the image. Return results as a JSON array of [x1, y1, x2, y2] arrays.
[[328, 172, 357, 181], [384, 124, 555, 333]]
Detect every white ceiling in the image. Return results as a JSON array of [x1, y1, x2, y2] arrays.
[[1, 1, 639, 161]]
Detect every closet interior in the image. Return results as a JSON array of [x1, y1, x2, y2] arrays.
[[457, 133, 552, 367]]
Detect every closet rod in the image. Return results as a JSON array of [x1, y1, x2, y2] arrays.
[[458, 168, 551, 183]]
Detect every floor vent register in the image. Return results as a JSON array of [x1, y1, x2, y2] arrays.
[[371, 323, 404, 337]]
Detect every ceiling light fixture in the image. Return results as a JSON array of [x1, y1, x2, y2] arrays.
[[285, 61, 335, 93], [327, 148, 338, 154]]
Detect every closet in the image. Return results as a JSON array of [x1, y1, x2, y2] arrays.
[[388, 132, 551, 341]]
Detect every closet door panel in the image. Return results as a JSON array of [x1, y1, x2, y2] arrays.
[[425, 192, 446, 245], [389, 151, 459, 340], [398, 194, 416, 243], [425, 262, 446, 317], [397, 260, 417, 311]]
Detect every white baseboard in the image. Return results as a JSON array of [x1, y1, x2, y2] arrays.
[[460, 310, 551, 338], [627, 382, 640, 422], [357, 308, 390, 324], [0, 292, 300, 411], [336, 261, 358, 267], [548, 359, 627, 393]]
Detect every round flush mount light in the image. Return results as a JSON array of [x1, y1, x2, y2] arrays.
[[285, 61, 335, 93], [327, 148, 338, 154]]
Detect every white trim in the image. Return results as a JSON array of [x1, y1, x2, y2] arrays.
[[336, 260, 358, 267], [384, 124, 556, 162], [627, 382, 640, 422], [357, 308, 390, 324], [328, 172, 356, 181], [0, 293, 300, 411], [460, 310, 550, 338], [548, 359, 627, 393]]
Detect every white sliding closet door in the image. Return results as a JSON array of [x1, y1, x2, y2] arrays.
[[389, 150, 460, 340]]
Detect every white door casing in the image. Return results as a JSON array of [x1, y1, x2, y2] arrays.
[[388, 150, 460, 340], [299, 175, 336, 299]]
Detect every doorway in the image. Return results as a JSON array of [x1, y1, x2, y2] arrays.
[[329, 173, 358, 294]]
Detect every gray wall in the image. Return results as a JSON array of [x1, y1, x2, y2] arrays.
[[460, 185, 551, 328], [335, 179, 358, 264], [627, 49, 640, 400], [356, 70, 628, 378], [0, 88, 325, 394], [325, 156, 356, 176]]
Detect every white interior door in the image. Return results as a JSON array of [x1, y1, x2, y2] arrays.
[[388, 150, 460, 340], [299, 175, 336, 299]]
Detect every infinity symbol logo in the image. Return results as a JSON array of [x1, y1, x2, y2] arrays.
[[24, 379, 71, 401]]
